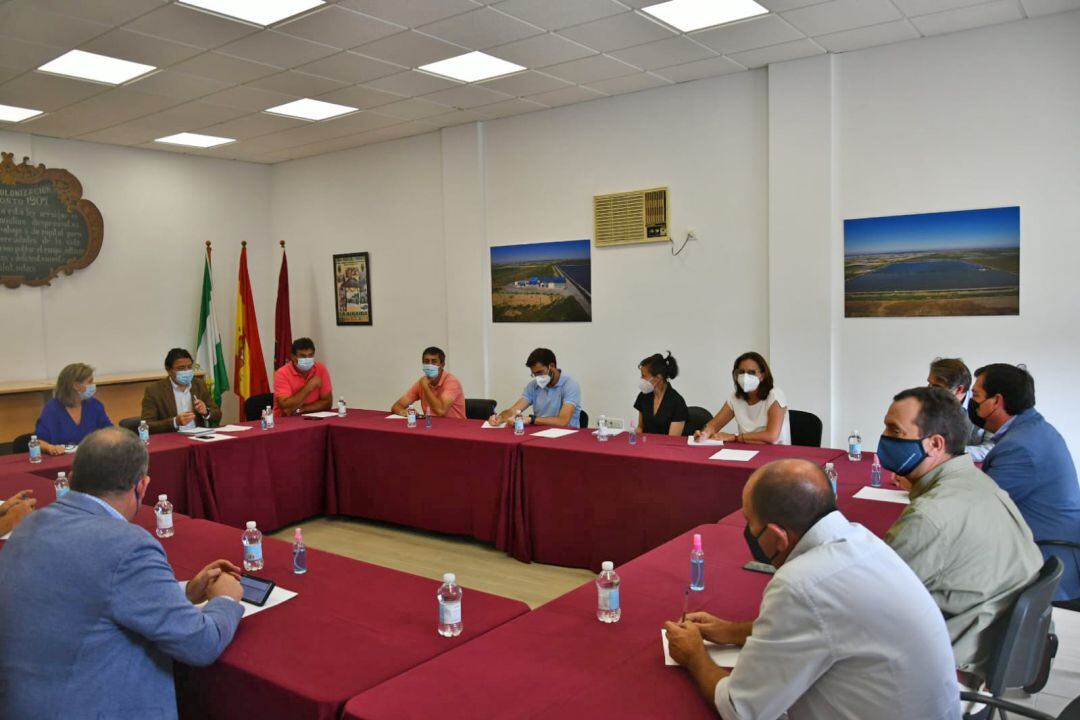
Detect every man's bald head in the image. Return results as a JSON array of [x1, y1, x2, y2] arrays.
[[71, 427, 148, 499], [744, 459, 836, 535]]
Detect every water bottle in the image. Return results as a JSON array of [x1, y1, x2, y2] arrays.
[[847, 430, 862, 462], [514, 411, 524, 436], [690, 533, 705, 591], [407, 407, 417, 428], [138, 419, 150, 445], [824, 462, 838, 498], [54, 471, 69, 499], [870, 455, 883, 488], [260, 408, 268, 430], [597, 415, 609, 442], [628, 425, 637, 446], [596, 561, 621, 623], [265, 406, 275, 429], [293, 527, 307, 574], [242, 521, 264, 571], [154, 494, 174, 538], [337, 396, 347, 417], [437, 573, 463, 637], [425, 413, 432, 430], [28, 435, 42, 463]]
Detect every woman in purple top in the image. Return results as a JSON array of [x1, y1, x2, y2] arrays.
[[34, 363, 112, 454]]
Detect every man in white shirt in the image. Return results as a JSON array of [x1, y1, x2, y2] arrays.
[[664, 459, 960, 720]]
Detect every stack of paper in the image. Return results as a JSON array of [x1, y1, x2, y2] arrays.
[[532, 428, 578, 439], [852, 487, 910, 504], [214, 424, 253, 433]]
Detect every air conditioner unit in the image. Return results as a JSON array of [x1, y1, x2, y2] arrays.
[[593, 186, 669, 247]]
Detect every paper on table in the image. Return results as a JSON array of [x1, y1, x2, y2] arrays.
[[688, 436, 724, 447], [385, 414, 407, 420], [531, 428, 578, 439], [591, 428, 625, 437], [178, 581, 298, 618], [188, 433, 235, 443], [662, 630, 741, 668], [214, 424, 253, 433], [481, 421, 506, 429], [178, 426, 214, 436], [853, 486, 911, 504], [709, 449, 758, 462], [302, 411, 339, 419]]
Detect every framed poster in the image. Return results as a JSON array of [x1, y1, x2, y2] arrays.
[[489, 239, 591, 322], [333, 252, 372, 326]]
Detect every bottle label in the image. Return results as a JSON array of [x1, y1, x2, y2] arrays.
[[156, 512, 173, 529], [244, 543, 263, 563], [139, 428, 149, 442], [598, 587, 620, 611], [849, 442, 861, 454], [439, 600, 461, 624], [29, 447, 41, 461], [55, 485, 69, 499]]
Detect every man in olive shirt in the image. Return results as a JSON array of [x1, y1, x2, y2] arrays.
[[878, 386, 1042, 685]]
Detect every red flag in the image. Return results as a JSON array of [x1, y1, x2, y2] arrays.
[[274, 244, 292, 369], [234, 242, 270, 411]]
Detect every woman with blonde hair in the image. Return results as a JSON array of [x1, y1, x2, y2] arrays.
[[33, 363, 112, 454]]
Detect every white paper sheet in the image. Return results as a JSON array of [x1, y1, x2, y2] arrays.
[[591, 428, 626, 437], [662, 630, 741, 667], [302, 411, 339, 419], [385, 414, 407, 420], [188, 433, 236, 443], [853, 486, 911, 504], [214, 424, 253, 433], [178, 581, 297, 618], [709, 449, 758, 462], [531, 428, 578, 439], [688, 436, 724, 447], [481, 421, 506, 429]]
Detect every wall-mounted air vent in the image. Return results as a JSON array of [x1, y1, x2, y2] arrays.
[[593, 187, 669, 247]]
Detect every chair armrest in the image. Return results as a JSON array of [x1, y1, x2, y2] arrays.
[[960, 691, 1056, 720]]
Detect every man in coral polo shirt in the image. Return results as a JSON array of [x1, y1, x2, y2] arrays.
[[273, 337, 333, 417], [391, 346, 466, 420]]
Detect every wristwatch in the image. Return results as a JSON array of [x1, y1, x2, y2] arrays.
[[529, 413, 536, 425]]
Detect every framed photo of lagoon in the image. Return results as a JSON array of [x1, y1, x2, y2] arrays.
[[333, 252, 371, 326], [844, 206, 1020, 318], [490, 239, 592, 322]]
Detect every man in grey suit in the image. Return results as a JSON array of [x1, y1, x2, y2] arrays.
[[0, 427, 244, 720]]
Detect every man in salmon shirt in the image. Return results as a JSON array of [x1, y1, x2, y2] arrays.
[[391, 346, 466, 420], [273, 337, 333, 416]]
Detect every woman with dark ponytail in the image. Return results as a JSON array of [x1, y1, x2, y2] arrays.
[[634, 351, 689, 436]]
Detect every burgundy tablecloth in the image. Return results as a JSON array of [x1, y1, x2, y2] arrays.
[[518, 432, 846, 570], [343, 521, 770, 720]]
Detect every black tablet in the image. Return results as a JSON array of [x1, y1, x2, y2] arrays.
[[240, 573, 276, 606]]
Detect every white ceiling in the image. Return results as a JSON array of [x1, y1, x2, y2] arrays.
[[0, 0, 1074, 163]]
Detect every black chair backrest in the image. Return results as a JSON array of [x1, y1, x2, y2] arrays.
[[244, 393, 274, 422], [465, 398, 496, 421], [11, 432, 33, 454], [789, 409, 823, 447], [118, 417, 142, 433], [683, 406, 712, 436], [986, 556, 1063, 694], [578, 409, 589, 429]]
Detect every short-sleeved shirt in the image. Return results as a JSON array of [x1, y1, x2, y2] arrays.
[[273, 361, 333, 416], [34, 397, 112, 446], [724, 387, 791, 445], [522, 371, 581, 428], [402, 371, 466, 419], [633, 384, 688, 435]]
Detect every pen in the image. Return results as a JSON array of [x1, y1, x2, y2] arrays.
[[680, 587, 690, 623]]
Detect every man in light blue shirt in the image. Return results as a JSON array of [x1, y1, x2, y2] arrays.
[[489, 347, 582, 428]]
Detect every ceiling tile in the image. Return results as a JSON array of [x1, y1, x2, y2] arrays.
[[0, 67, 20, 85], [316, 84, 404, 109], [557, 12, 676, 53], [247, 70, 348, 96], [23, 0, 166, 26], [525, 85, 606, 107], [336, 0, 481, 29], [298, 52, 404, 83], [1020, 0, 1080, 16], [541, 54, 640, 83], [276, 6, 402, 49], [77, 123, 162, 145], [127, 4, 259, 49], [583, 71, 671, 95], [0, 39, 66, 74], [200, 84, 299, 110], [692, 15, 805, 54], [217, 31, 339, 69], [755, 0, 831, 10], [892, 0, 992, 16], [479, 70, 572, 96], [361, 119, 440, 142], [417, 7, 543, 50], [911, 0, 1026, 35], [171, 52, 279, 84], [815, 19, 919, 52], [129, 101, 249, 133], [422, 84, 513, 109], [0, 73, 106, 112], [426, 108, 486, 127], [364, 70, 461, 95], [488, 33, 597, 67], [728, 38, 824, 67], [781, 0, 903, 36], [373, 97, 454, 120], [81, 28, 205, 67], [17, 88, 174, 136], [129, 69, 233, 101], [316, 110, 403, 134], [353, 30, 466, 67], [608, 37, 716, 70], [494, 0, 626, 30], [198, 112, 309, 139], [0, 5, 111, 48], [473, 97, 547, 118], [652, 55, 745, 83]]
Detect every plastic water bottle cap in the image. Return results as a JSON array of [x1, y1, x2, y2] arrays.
[[158, 494, 167, 502], [601, 561, 614, 572], [443, 572, 456, 584], [294, 527, 303, 541], [57, 472, 65, 478], [246, 521, 257, 529], [30, 435, 37, 441], [825, 462, 834, 470], [693, 533, 702, 550]]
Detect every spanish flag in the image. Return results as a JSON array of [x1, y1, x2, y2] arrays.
[[234, 242, 269, 412]]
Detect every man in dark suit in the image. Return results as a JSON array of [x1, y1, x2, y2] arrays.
[[141, 347, 222, 433], [0, 427, 244, 720]]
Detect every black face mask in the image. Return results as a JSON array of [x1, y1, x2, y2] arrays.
[[968, 397, 988, 429], [744, 523, 777, 565]]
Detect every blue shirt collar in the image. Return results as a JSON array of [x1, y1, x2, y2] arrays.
[[991, 415, 1018, 442], [82, 492, 127, 522]]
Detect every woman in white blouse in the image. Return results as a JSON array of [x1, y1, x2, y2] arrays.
[[695, 351, 791, 445]]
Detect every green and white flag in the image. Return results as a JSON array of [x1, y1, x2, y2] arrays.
[[195, 249, 230, 406]]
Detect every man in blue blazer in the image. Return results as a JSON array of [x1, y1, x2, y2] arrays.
[[0, 427, 244, 720], [973, 364, 1080, 602]]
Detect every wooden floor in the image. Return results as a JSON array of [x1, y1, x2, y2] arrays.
[[270, 516, 595, 609]]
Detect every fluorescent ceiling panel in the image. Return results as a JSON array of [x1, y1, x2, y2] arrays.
[[155, 132, 235, 147], [419, 52, 526, 83], [180, 0, 326, 27], [264, 98, 357, 120], [37, 50, 156, 85], [0, 104, 44, 122], [641, 0, 768, 33]]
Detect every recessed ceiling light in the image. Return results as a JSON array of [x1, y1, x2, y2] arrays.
[[0, 104, 44, 123], [37, 49, 155, 85], [179, 0, 325, 27], [641, 0, 768, 33], [155, 132, 235, 148], [419, 52, 525, 83], [264, 98, 356, 121]]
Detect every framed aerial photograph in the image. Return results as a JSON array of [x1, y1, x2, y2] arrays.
[[333, 252, 371, 326], [489, 239, 592, 322]]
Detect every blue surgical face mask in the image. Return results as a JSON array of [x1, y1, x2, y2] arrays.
[[174, 370, 194, 386], [296, 357, 315, 373], [876, 435, 929, 476], [80, 383, 96, 400], [422, 364, 440, 379]]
